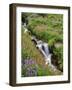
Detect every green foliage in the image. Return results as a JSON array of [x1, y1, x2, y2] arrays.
[[37, 65, 54, 76], [53, 46, 63, 71], [22, 48, 31, 59], [21, 30, 45, 65], [37, 66, 45, 76], [27, 14, 63, 42], [48, 38, 56, 46], [21, 68, 26, 77]]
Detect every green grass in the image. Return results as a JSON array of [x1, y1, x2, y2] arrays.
[[21, 28, 45, 66], [27, 14, 63, 43]]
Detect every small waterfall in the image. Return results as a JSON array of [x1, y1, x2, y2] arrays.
[[31, 36, 57, 71], [35, 40, 52, 65], [42, 43, 49, 57], [31, 36, 52, 64], [36, 43, 48, 59]]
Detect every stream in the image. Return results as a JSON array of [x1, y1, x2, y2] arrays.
[[23, 23, 57, 70], [31, 36, 52, 65]]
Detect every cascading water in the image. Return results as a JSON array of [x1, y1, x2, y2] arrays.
[[35, 40, 52, 65], [22, 23, 57, 71], [42, 43, 49, 56], [36, 41, 56, 71]]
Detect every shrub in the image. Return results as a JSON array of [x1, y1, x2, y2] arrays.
[[53, 46, 63, 71], [37, 65, 53, 76]]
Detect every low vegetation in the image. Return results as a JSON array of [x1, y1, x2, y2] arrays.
[[21, 28, 58, 76]]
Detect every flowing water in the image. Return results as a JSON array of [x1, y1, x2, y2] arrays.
[[23, 24, 55, 69], [36, 41, 56, 71], [36, 41, 52, 64], [31, 36, 52, 64]]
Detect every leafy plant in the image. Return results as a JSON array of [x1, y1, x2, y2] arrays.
[[53, 46, 63, 71]]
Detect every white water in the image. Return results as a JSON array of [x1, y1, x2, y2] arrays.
[[36, 41, 52, 65], [43, 43, 49, 56], [36, 41, 57, 71]]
